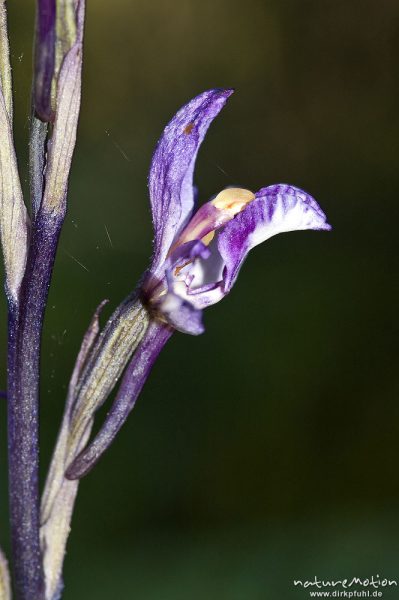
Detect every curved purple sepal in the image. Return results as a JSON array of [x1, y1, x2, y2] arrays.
[[218, 184, 331, 292], [149, 88, 233, 273]]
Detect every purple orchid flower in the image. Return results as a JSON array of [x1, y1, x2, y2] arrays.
[[66, 88, 330, 480], [143, 88, 331, 335]]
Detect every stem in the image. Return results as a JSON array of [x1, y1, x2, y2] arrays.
[[7, 210, 64, 600]]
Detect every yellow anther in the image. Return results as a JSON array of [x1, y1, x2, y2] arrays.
[[201, 230, 215, 246], [211, 188, 255, 215], [168, 188, 254, 259]]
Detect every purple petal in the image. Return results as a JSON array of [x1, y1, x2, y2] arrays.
[[149, 89, 233, 275], [218, 184, 331, 292], [186, 281, 225, 309], [173, 240, 226, 309], [158, 291, 204, 335], [161, 238, 225, 311], [168, 239, 211, 268]]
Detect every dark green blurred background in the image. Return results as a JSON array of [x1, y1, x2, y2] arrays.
[[1, 0, 399, 598]]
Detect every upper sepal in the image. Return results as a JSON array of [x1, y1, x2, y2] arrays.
[[149, 88, 233, 274]]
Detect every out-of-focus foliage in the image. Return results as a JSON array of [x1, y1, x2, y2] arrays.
[[1, 0, 399, 597]]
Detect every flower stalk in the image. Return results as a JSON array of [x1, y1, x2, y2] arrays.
[[1, 0, 85, 597], [7, 212, 63, 600]]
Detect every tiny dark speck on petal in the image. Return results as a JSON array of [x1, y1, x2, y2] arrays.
[[183, 123, 195, 135]]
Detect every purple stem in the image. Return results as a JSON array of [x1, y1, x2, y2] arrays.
[[7, 209, 64, 600], [66, 320, 173, 480], [34, 0, 56, 122]]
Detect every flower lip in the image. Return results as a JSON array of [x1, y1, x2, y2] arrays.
[[218, 184, 332, 293]]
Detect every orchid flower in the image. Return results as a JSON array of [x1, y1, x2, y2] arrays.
[[142, 90, 330, 335], [64, 88, 330, 483]]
